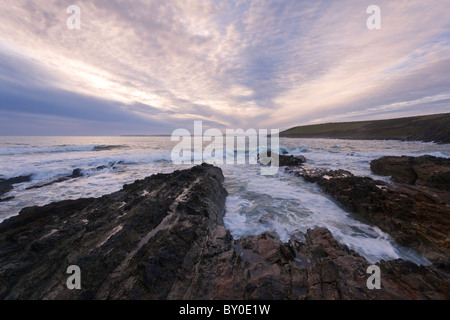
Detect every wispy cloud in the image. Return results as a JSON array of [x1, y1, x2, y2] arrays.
[[0, 0, 449, 134]]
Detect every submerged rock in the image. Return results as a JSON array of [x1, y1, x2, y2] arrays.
[[0, 164, 448, 300]]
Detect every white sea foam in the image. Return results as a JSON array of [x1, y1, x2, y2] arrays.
[[0, 144, 129, 155], [1, 136, 449, 265], [222, 166, 430, 265]]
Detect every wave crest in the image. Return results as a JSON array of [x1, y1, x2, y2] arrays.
[[0, 144, 127, 155]]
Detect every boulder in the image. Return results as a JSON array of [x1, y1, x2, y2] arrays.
[[371, 155, 450, 190], [279, 154, 306, 166], [258, 153, 306, 167]]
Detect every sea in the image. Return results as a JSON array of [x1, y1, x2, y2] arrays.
[[1, 136, 449, 265]]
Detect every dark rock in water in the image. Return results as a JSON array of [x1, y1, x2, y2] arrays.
[[26, 164, 119, 190], [258, 152, 306, 167], [0, 196, 15, 202], [26, 165, 116, 190], [71, 168, 84, 178], [0, 164, 449, 300], [26, 169, 85, 190], [0, 175, 32, 197], [287, 162, 450, 263], [371, 155, 450, 191], [26, 176, 71, 190], [0, 182, 12, 198], [3, 175, 33, 185], [288, 166, 353, 182], [279, 154, 306, 166]]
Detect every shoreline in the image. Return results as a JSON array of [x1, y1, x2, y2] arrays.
[[283, 154, 450, 263], [280, 113, 450, 144], [1, 155, 449, 300], [280, 135, 450, 145]]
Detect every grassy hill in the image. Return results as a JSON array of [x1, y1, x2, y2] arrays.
[[280, 113, 450, 144]]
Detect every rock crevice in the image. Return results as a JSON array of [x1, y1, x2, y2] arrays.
[[286, 158, 450, 263], [0, 164, 449, 300]]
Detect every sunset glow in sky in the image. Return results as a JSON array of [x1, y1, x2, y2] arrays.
[[1, 0, 449, 135]]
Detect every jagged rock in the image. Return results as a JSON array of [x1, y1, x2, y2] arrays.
[[294, 228, 449, 300], [0, 164, 229, 300], [279, 155, 306, 166], [0, 164, 448, 300], [286, 165, 353, 182], [258, 153, 306, 167], [0, 175, 32, 198], [287, 161, 450, 263], [371, 155, 450, 190]]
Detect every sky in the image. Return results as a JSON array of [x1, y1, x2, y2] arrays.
[[0, 0, 449, 135]]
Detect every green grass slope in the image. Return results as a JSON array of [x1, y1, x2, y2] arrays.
[[280, 113, 450, 144]]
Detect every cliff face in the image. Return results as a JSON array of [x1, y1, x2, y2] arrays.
[[0, 164, 449, 300], [281, 113, 450, 144]]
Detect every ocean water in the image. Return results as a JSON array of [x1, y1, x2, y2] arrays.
[[1, 136, 449, 265]]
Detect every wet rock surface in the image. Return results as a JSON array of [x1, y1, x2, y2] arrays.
[[0, 164, 449, 300], [0, 164, 228, 300], [258, 153, 306, 167], [278, 154, 307, 166], [0, 175, 32, 202], [287, 160, 450, 264], [25, 164, 119, 191], [25, 168, 86, 190], [370, 155, 450, 191]]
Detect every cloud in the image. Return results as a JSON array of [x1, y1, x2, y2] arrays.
[[0, 0, 449, 134]]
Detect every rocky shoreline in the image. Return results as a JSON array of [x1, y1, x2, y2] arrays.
[[1, 159, 449, 300], [0, 162, 125, 202], [285, 155, 450, 264]]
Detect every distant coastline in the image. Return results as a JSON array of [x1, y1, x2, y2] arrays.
[[281, 113, 450, 144], [120, 134, 171, 137]]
